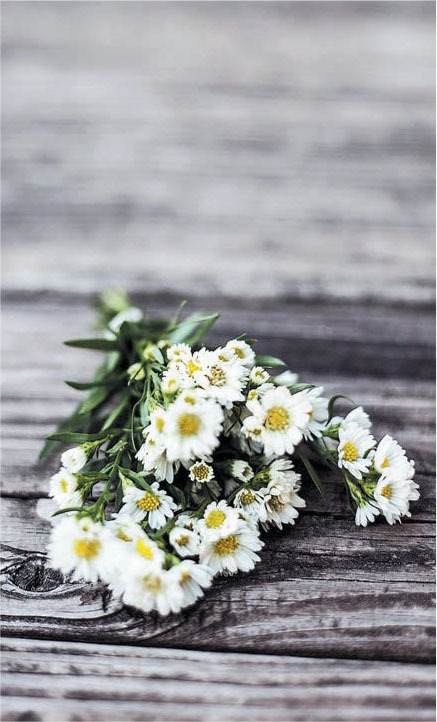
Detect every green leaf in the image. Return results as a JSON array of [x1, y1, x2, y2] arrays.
[[167, 312, 219, 345], [255, 354, 286, 368], [118, 467, 154, 492], [45, 431, 108, 443], [101, 395, 129, 431], [64, 338, 119, 351], [288, 383, 315, 394], [78, 387, 109, 415], [327, 394, 356, 422], [298, 450, 328, 503], [65, 376, 121, 391]]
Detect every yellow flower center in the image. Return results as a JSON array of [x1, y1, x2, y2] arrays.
[[177, 413, 201, 436], [180, 571, 191, 584], [205, 509, 226, 528], [239, 490, 256, 506], [137, 493, 160, 511], [60, 479, 68, 493], [74, 538, 100, 559], [233, 347, 245, 359], [265, 406, 290, 432], [192, 463, 210, 481], [187, 360, 201, 376], [117, 530, 132, 542], [381, 484, 392, 499], [248, 390, 258, 401], [142, 573, 163, 593], [136, 538, 154, 559], [209, 365, 227, 387], [176, 534, 189, 547], [381, 456, 390, 468], [156, 417, 165, 432], [214, 534, 238, 556], [268, 496, 283, 511], [342, 441, 358, 462]]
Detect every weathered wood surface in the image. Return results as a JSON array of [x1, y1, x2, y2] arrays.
[[2, 639, 435, 722], [1, 1, 435, 720], [2, 1, 435, 303]]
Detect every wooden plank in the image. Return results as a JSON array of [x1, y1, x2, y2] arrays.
[[1, 497, 434, 662], [1, 638, 435, 722], [2, 2, 435, 303]]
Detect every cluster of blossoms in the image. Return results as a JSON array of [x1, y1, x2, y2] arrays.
[[44, 294, 419, 617]]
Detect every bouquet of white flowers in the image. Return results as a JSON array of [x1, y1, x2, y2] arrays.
[[42, 293, 419, 616]]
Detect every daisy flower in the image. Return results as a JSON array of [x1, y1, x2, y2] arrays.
[[171, 560, 214, 607], [61, 446, 88, 473], [120, 482, 177, 529], [233, 488, 264, 519], [136, 433, 178, 484], [199, 520, 263, 575], [337, 423, 375, 480], [342, 406, 371, 431], [194, 348, 249, 408], [161, 369, 181, 395], [48, 516, 109, 582], [373, 435, 411, 477], [242, 386, 312, 456], [165, 392, 223, 462], [355, 500, 380, 527], [224, 339, 255, 367], [273, 370, 299, 386], [166, 343, 192, 362], [49, 468, 82, 508], [189, 460, 214, 486], [175, 512, 199, 532], [374, 463, 419, 524], [198, 500, 240, 541], [169, 526, 201, 557], [106, 514, 165, 565], [301, 387, 329, 439], [122, 561, 185, 616], [249, 366, 270, 386]]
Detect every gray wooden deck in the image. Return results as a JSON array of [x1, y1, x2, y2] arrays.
[[1, 2, 435, 721]]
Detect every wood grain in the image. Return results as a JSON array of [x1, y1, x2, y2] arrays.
[[2, 2, 435, 303], [1, 2, 435, 720], [2, 496, 434, 662], [1, 638, 435, 722]]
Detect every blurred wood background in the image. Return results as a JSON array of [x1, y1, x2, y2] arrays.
[[1, 2, 435, 721]]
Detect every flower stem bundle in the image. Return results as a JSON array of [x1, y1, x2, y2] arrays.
[[43, 293, 419, 616]]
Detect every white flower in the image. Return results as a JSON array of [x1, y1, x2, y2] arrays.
[[103, 515, 165, 594], [167, 343, 192, 362], [224, 339, 255, 367], [199, 520, 263, 575], [373, 435, 410, 477], [175, 513, 199, 532], [374, 462, 419, 524], [337, 423, 375, 480], [48, 516, 109, 582], [61, 446, 88, 473], [106, 307, 143, 336], [193, 348, 249, 408], [122, 561, 185, 616], [172, 560, 214, 607], [273, 370, 298, 386], [355, 500, 380, 527], [257, 459, 306, 529], [242, 386, 311, 456], [301, 387, 329, 439], [197, 500, 240, 541], [162, 369, 181, 395], [136, 432, 178, 483], [233, 488, 264, 519], [229, 459, 254, 482], [127, 362, 145, 381], [120, 482, 177, 529], [249, 366, 270, 386], [189, 460, 214, 486], [49, 468, 82, 508], [342, 407, 371, 431], [165, 392, 223, 462], [169, 526, 201, 557]]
